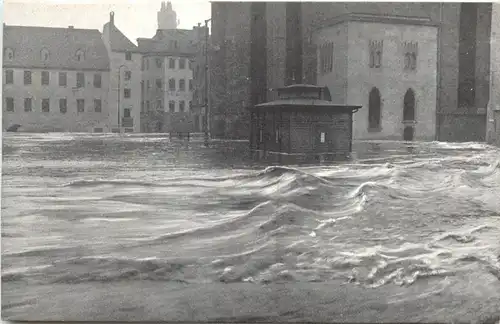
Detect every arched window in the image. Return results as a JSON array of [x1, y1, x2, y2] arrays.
[[4, 48, 14, 60], [403, 88, 416, 121], [368, 87, 382, 131], [404, 53, 411, 70], [41, 48, 50, 61], [75, 49, 85, 61], [375, 50, 382, 68], [410, 53, 417, 70]]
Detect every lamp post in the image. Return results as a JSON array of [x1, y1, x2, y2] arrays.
[[204, 18, 212, 147], [117, 64, 127, 133]]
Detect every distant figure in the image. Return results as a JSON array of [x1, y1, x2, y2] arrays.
[[6, 124, 21, 132]]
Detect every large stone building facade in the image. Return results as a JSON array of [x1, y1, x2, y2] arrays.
[[210, 2, 493, 142], [3, 25, 111, 132]]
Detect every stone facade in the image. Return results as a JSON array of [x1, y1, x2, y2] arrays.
[[487, 2, 500, 146]]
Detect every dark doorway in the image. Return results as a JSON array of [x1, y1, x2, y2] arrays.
[[403, 88, 415, 122], [403, 126, 414, 141], [156, 121, 163, 133], [368, 87, 381, 130]]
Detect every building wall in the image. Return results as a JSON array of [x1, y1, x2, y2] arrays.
[[487, 2, 500, 145], [3, 68, 110, 132], [163, 56, 193, 113], [266, 2, 287, 101]]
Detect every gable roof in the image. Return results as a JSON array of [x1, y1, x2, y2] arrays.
[[3, 25, 110, 71], [103, 22, 139, 53]]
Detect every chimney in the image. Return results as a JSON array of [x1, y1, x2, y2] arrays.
[[110, 11, 115, 25]]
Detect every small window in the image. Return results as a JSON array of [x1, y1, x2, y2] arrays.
[[24, 98, 32, 112], [124, 71, 131, 81], [179, 58, 186, 69], [169, 78, 176, 91], [76, 72, 85, 88], [124, 88, 131, 98], [169, 58, 176, 69], [94, 128, 103, 133], [146, 100, 150, 111], [156, 100, 162, 110], [41, 71, 50, 85], [189, 79, 193, 91], [94, 73, 102, 88], [5, 70, 14, 84], [169, 100, 175, 112], [179, 100, 185, 112], [156, 79, 162, 89], [320, 132, 326, 143], [5, 97, 14, 112], [41, 48, 50, 61], [123, 108, 131, 118], [24, 71, 32, 85], [156, 58, 162, 68], [75, 49, 85, 61], [179, 79, 185, 91], [94, 99, 102, 112], [59, 72, 67, 86], [59, 98, 67, 114], [5, 48, 14, 60], [125, 52, 132, 61], [77, 99, 85, 113], [42, 99, 50, 113]]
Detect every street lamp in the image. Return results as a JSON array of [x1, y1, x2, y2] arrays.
[[117, 64, 127, 133], [204, 18, 211, 147]]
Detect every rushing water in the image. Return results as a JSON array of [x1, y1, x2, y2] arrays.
[[2, 133, 500, 322]]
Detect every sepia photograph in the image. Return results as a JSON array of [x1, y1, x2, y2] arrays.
[[2, 0, 500, 322]]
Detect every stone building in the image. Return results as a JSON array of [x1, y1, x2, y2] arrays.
[[138, 1, 202, 133], [3, 25, 111, 132], [102, 12, 142, 133], [210, 2, 493, 142], [487, 2, 500, 146]]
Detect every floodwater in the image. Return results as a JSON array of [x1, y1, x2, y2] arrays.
[[2, 133, 500, 322]]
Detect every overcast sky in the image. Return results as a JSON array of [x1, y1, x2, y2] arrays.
[[3, 0, 211, 43]]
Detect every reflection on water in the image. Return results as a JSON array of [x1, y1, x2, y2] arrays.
[[2, 133, 500, 322]]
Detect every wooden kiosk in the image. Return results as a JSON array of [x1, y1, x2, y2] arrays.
[[249, 84, 361, 161]]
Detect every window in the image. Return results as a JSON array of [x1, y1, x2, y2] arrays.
[[174, 40, 178, 48], [24, 98, 32, 112], [179, 79, 186, 91], [42, 99, 50, 113], [179, 100, 185, 112], [169, 58, 176, 69], [77, 99, 85, 113], [5, 48, 14, 60], [41, 48, 50, 61], [369, 40, 383, 68], [141, 58, 145, 71], [146, 58, 149, 70], [156, 100, 162, 110], [368, 87, 382, 131], [125, 71, 131, 81], [125, 52, 132, 61], [94, 128, 103, 133], [169, 78, 176, 91], [147, 80, 150, 90], [141, 101, 145, 112], [259, 129, 263, 143], [189, 101, 192, 109], [75, 49, 85, 61], [59, 98, 67, 114], [146, 100, 150, 111], [123, 108, 131, 118], [179, 58, 186, 69], [156, 58, 162, 68], [24, 71, 32, 85], [319, 42, 333, 75], [156, 79, 162, 89], [94, 73, 102, 88], [59, 72, 67, 86], [5, 70, 13, 84], [5, 97, 14, 112], [124, 88, 131, 98], [320, 132, 325, 143], [41, 71, 50, 85], [189, 79, 193, 91], [94, 99, 102, 112], [169, 100, 175, 112], [76, 72, 85, 88]]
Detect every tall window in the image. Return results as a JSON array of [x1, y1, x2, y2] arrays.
[[124, 108, 131, 118], [179, 58, 186, 69], [94, 73, 102, 88], [179, 100, 185, 112], [42, 99, 50, 113], [403, 42, 418, 71], [369, 40, 383, 68], [146, 100, 150, 111], [368, 87, 382, 131], [41, 71, 50, 85], [59, 72, 67, 86], [189, 79, 193, 91], [75, 49, 85, 61], [124, 88, 131, 98], [5, 97, 14, 112], [156, 79, 162, 89], [319, 42, 333, 75], [24, 71, 32, 85], [169, 78, 176, 91], [77, 99, 85, 113], [156, 100, 162, 110], [94, 99, 102, 112], [125, 52, 132, 61], [125, 71, 131, 81], [169, 58, 176, 69], [24, 98, 32, 112], [156, 58, 162, 68], [5, 48, 14, 60], [41, 48, 50, 61], [5, 70, 14, 84], [403, 88, 416, 122], [76, 72, 85, 88], [169, 100, 175, 112], [179, 79, 186, 91], [59, 98, 67, 114]]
